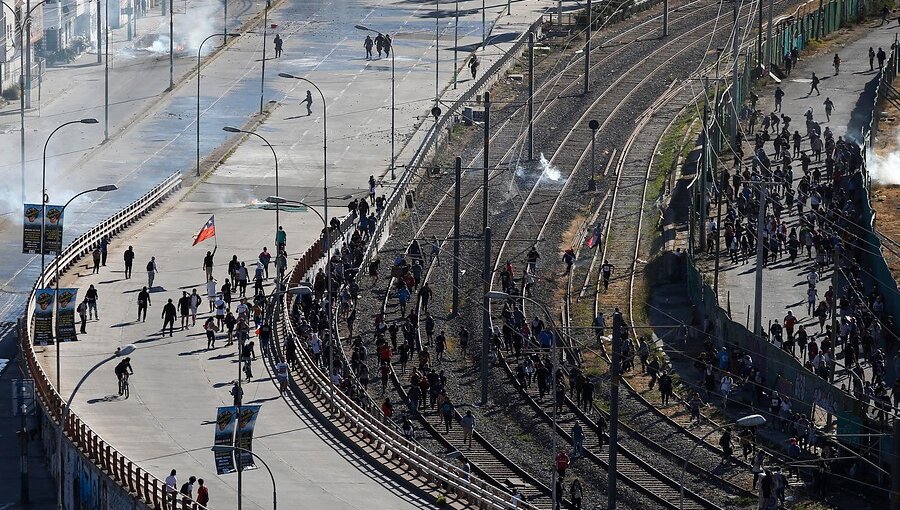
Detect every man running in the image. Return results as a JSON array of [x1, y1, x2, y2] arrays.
[[808, 73, 820, 96]]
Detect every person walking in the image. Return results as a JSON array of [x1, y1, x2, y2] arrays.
[[146, 257, 158, 288], [206, 276, 217, 313], [774, 86, 784, 112], [570, 478, 583, 509], [161, 298, 177, 337], [231, 381, 243, 406], [164, 470, 177, 510], [85, 284, 99, 320], [124, 245, 135, 279], [375, 32, 385, 57], [832, 53, 840, 75], [808, 73, 820, 96], [259, 247, 272, 279], [178, 291, 191, 330], [137, 286, 151, 322], [204, 316, 218, 349], [276, 357, 289, 394], [469, 54, 479, 79], [823, 97, 834, 122], [196, 479, 209, 507], [179, 476, 196, 507], [869, 46, 876, 71], [878, 47, 886, 70], [364, 35, 374, 59], [274, 34, 283, 57], [99, 236, 109, 266], [189, 288, 202, 326], [77, 299, 88, 334], [91, 246, 101, 274], [297, 88, 312, 115], [461, 410, 476, 449]]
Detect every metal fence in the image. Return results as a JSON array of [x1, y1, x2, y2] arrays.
[[17, 173, 199, 510]]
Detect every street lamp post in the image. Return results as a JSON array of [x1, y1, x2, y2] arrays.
[[2, 0, 45, 202], [265, 196, 334, 407], [40, 119, 99, 279], [485, 291, 562, 507], [196, 33, 240, 176], [168, 0, 174, 90], [209, 445, 277, 510], [104, 0, 110, 141], [276, 73, 329, 359], [57, 344, 136, 510], [678, 414, 766, 510], [223, 127, 279, 228], [453, 0, 458, 89], [259, 0, 270, 114], [49, 185, 118, 399], [435, 0, 439, 105]]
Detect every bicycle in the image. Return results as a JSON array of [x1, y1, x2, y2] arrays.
[[118, 373, 130, 399]]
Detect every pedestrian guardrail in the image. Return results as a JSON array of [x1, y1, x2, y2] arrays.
[[17, 171, 203, 510], [276, 274, 537, 510]]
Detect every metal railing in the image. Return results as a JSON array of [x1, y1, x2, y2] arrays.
[[278, 275, 537, 510], [18, 172, 200, 510]]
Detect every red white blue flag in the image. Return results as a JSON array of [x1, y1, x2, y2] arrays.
[[193, 215, 216, 246]]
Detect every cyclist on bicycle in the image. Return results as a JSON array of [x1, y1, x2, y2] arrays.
[[115, 357, 133, 397]]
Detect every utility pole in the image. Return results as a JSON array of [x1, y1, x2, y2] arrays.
[[608, 309, 623, 510], [753, 181, 766, 336], [168, 0, 174, 90], [712, 170, 723, 296], [481, 226, 491, 405], [757, 0, 763, 65], [826, 244, 840, 428], [482, 0, 485, 48], [224, 0, 229, 44], [766, 0, 774, 67], [97, 0, 102, 64], [527, 31, 534, 161], [452, 157, 461, 316], [663, 0, 668, 36], [104, 0, 110, 141], [731, 24, 740, 143], [584, 0, 591, 95], [434, 0, 439, 106], [892, 419, 900, 510], [483, 92, 490, 231], [260, 0, 269, 114], [453, 0, 458, 89]]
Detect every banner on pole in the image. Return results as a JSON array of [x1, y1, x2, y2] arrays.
[[235, 405, 261, 470], [55, 288, 78, 342], [22, 204, 64, 254], [213, 406, 237, 475], [33, 289, 55, 345]]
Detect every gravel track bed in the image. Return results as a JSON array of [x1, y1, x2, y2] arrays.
[[339, 0, 806, 508]]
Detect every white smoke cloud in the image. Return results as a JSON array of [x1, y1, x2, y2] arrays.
[[867, 138, 900, 185]]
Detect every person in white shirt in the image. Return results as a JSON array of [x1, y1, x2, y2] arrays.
[[206, 277, 217, 312], [276, 359, 289, 394], [164, 469, 177, 509], [721, 374, 734, 408]]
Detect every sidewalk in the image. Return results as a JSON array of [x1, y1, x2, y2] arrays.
[[30, 0, 551, 506], [716, 23, 899, 388]]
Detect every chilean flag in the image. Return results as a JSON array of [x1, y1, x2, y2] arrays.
[[586, 224, 601, 249], [192, 215, 216, 246]]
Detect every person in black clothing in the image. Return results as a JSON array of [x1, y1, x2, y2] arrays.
[[137, 286, 151, 322], [595, 414, 607, 450], [161, 298, 177, 337], [273, 34, 283, 57], [124, 246, 135, 279], [99, 236, 109, 266], [808, 73, 820, 96], [719, 427, 734, 462], [114, 357, 133, 396], [658, 371, 673, 405], [178, 292, 191, 330], [418, 283, 433, 312]]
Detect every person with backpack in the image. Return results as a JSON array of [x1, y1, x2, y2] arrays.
[[440, 397, 454, 433]]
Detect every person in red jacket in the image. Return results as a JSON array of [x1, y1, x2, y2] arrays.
[[555, 449, 570, 479]]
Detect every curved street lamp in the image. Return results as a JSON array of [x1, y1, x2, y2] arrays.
[[209, 445, 277, 510], [41, 119, 99, 278], [196, 32, 240, 176], [58, 344, 136, 510], [223, 127, 279, 227]]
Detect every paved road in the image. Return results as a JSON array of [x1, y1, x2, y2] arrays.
[[0, 0, 529, 323], [717, 22, 899, 386], [19, 0, 549, 506]]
